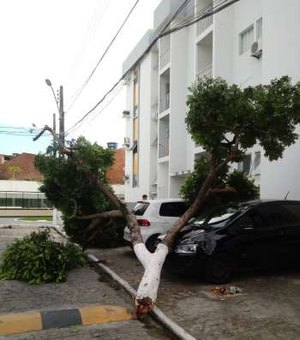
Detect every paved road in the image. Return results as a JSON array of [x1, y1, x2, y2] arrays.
[[0, 226, 170, 339], [2, 224, 299, 339], [89, 246, 300, 340], [0, 217, 53, 227]]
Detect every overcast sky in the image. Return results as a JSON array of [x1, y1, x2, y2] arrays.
[[0, 0, 161, 154]]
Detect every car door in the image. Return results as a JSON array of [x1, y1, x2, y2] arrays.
[[230, 204, 285, 269], [278, 202, 300, 264]]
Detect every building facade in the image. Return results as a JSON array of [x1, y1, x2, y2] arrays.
[[122, 0, 300, 203]]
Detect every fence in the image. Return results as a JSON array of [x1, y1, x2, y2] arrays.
[[0, 191, 52, 209]]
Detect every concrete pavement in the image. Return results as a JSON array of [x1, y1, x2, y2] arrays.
[[88, 246, 300, 340], [0, 225, 169, 339]]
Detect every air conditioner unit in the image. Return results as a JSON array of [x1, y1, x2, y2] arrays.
[[251, 40, 262, 59], [122, 110, 130, 118], [123, 137, 130, 148]]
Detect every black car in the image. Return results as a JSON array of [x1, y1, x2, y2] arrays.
[[165, 200, 300, 283]]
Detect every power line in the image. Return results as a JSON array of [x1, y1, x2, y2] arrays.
[[67, 0, 239, 134], [67, 0, 191, 135], [0, 125, 51, 137], [65, 0, 111, 107], [66, 80, 124, 136], [65, 0, 141, 113], [0, 131, 51, 137]]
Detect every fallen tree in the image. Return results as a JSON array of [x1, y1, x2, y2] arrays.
[[35, 76, 300, 317]]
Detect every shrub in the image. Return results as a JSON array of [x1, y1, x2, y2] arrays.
[[0, 229, 85, 284]]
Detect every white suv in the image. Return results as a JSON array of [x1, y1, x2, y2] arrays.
[[123, 199, 188, 252]]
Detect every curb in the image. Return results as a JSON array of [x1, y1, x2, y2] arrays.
[[0, 305, 132, 336], [50, 226, 196, 339], [87, 253, 197, 340]]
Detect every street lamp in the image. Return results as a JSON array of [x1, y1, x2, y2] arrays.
[[45, 78, 60, 112], [45, 78, 65, 154]]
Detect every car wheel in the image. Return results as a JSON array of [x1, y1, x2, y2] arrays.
[[204, 254, 235, 284], [145, 234, 160, 253]]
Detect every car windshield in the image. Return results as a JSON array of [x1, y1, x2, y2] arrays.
[[132, 202, 149, 216], [193, 207, 246, 228]]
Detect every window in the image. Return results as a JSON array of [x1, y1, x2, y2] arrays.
[[132, 152, 138, 187], [133, 202, 149, 216], [133, 69, 139, 117], [280, 204, 300, 223], [256, 17, 263, 40], [253, 151, 261, 171], [132, 67, 139, 188], [159, 202, 188, 217], [239, 25, 254, 55], [238, 154, 251, 175], [249, 206, 280, 228]]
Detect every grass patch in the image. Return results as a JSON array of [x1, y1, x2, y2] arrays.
[[18, 216, 52, 222]]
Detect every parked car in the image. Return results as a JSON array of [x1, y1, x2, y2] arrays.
[[123, 198, 188, 252], [164, 200, 300, 283]]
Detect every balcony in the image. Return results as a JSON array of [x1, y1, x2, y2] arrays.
[[197, 15, 213, 36], [197, 63, 212, 79], [160, 92, 170, 113], [159, 141, 169, 158], [160, 48, 170, 70]]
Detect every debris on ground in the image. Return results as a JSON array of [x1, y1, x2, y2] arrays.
[[210, 286, 243, 299]]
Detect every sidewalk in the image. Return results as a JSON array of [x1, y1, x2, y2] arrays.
[[0, 225, 168, 339]]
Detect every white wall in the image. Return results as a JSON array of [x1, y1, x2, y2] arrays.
[[124, 0, 300, 201], [0, 180, 42, 192], [259, 0, 300, 199], [169, 27, 189, 175]]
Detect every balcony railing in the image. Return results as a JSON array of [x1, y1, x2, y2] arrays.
[[159, 142, 169, 158], [196, 63, 212, 79], [160, 48, 170, 69], [196, 14, 213, 36], [160, 92, 170, 113]]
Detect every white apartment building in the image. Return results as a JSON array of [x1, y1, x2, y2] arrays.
[[122, 0, 300, 203]]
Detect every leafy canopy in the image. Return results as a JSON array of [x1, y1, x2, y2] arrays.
[[186, 76, 300, 161], [180, 76, 300, 215], [35, 137, 125, 247], [180, 157, 259, 211]]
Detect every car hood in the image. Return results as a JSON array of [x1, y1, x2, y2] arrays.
[[175, 224, 223, 256], [177, 227, 206, 244]]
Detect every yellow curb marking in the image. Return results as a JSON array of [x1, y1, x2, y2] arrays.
[[0, 311, 42, 336], [79, 305, 132, 325]]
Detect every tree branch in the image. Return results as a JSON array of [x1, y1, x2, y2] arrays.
[[33, 125, 73, 155], [73, 210, 123, 220], [208, 187, 237, 195], [34, 125, 143, 246]]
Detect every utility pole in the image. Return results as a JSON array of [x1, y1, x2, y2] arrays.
[[52, 113, 57, 156], [45, 79, 65, 156], [58, 85, 65, 155]]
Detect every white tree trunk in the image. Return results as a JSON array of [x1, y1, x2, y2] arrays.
[[134, 243, 169, 303]]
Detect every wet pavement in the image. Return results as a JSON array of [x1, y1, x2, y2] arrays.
[[88, 246, 300, 340]]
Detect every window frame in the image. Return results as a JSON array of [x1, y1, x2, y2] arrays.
[[239, 24, 254, 55]]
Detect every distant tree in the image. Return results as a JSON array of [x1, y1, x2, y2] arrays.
[[7, 165, 22, 179]]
